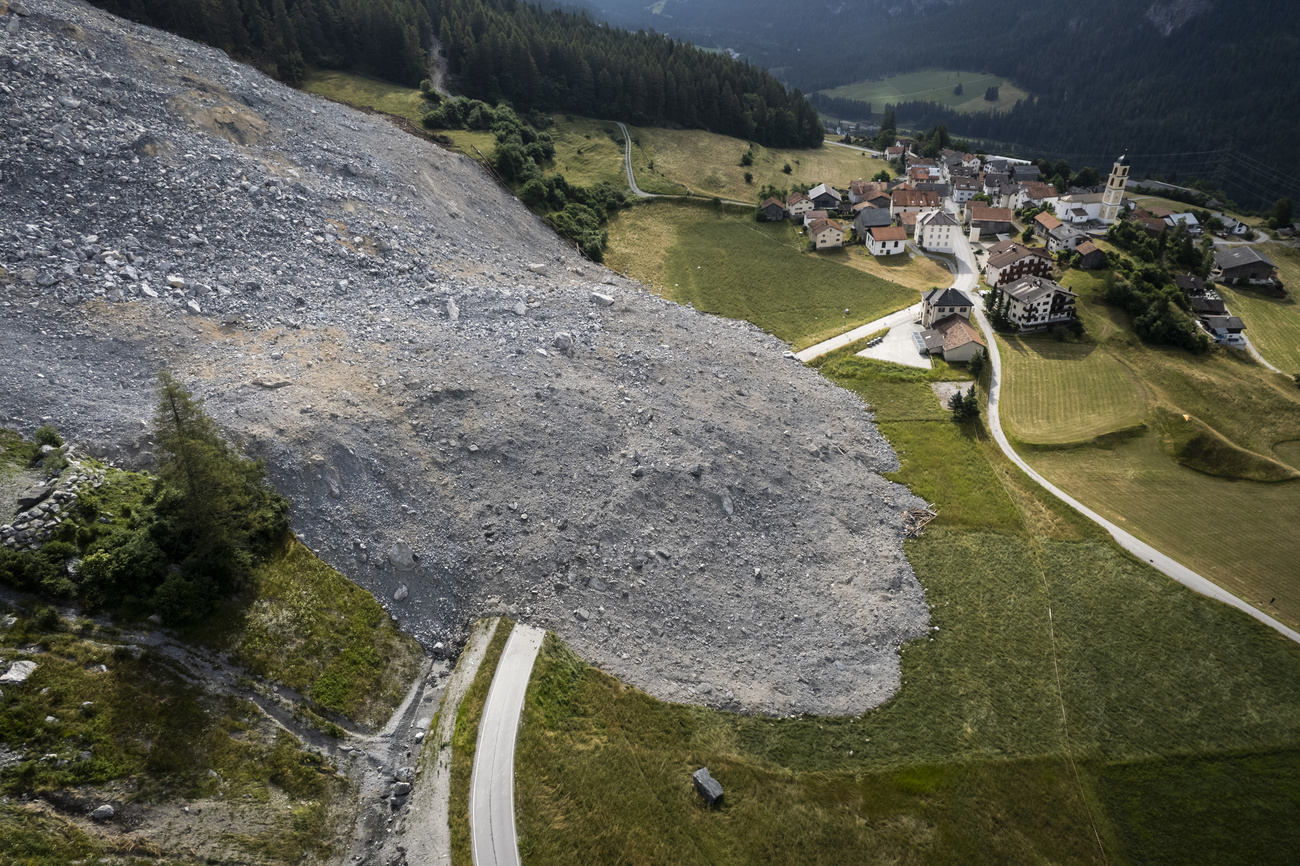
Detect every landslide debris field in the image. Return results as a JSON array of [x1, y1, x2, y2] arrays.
[[0, 0, 928, 716]]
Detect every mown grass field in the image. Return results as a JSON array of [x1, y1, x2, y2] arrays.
[[997, 338, 1147, 444], [1217, 242, 1300, 374], [999, 264, 1300, 631], [830, 243, 954, 291], [604, 200, 916, 348], [514, 348, 1300, 864], [628, 125, 892, 203], [819, 68, 1030, 115], [1029, 432, 1300, 626]]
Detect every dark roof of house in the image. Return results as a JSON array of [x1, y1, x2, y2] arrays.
[[924, 288, 973, 308], [809, 183, 842, 202], [1201, 315, 1246, 331], [1190, 295, 1227, 314], [1174, 274, 1205, 293], [854, 208, 894, 227], [1215, 246, 1275, 270], [1005, 276, 1076, 303], [988, 245, 1052, 269], [1012, 165, 1041, 181], [919, 210, 959, 227], [1050, 224, 1087, 240], [986, 239, 1050, 259], [1076, 240, 1101, 256], [918, 329, 946, 352]]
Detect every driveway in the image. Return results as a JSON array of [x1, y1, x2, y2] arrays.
[[794, 302, 922, 363], [855, 316, 932, 369], [469, 624, 547, 866]]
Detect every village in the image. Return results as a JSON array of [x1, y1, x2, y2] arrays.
[[761, 145, 1287, 367]]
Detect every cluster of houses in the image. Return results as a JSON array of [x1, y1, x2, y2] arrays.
[[757, 148, 1137, 260], [756, 146, 1288, 353], [1174, 274, 1244, 343]]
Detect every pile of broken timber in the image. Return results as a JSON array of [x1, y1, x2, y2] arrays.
[[902, 506, 938, 538]]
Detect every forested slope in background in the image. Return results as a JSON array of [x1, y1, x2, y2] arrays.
[[593, 0, 1300, 208], [85, 0, 824, 148]]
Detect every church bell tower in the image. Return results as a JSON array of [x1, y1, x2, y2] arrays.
[[1102, 153, 1129, 224]]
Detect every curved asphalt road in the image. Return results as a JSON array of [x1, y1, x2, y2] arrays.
[[469, 624, 547, 866], [952, 232, 1300, 645]]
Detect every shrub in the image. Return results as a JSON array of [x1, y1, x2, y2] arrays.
[[33, 424, 63, 448]]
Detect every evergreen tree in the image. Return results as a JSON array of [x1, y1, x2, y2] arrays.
[[152, 372, 289, 617]]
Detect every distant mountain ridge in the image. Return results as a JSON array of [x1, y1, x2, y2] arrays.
[[593, 0, 1298, 208]]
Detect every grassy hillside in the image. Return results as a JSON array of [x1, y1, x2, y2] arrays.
[[514, 349, 1300, 864], [820, 68, 1031, 115], [303, 70, 889, 205], [986, 265, 1300, 630], [627, 125, 892, 202], [603, 200, 917, 349], [997, 339, 1147, 444], [0, 432, 422, 863], [1217, 243, 1300, 374]]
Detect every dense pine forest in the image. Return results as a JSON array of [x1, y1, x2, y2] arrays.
[[85, 0, 823, 148], [593, 0, 1300, 209]]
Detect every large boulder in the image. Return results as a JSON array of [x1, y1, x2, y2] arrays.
[[692, 767, 723, 807]]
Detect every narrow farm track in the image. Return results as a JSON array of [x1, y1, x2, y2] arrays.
[[616, 121, 751, 206]]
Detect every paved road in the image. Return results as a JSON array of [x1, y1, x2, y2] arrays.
[[469, 624, 547, 866], [957, 225, 1300, 645], [794, 303, 922, 363]]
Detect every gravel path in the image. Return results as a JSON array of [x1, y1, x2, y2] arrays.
[[402, 617, 500, 866]]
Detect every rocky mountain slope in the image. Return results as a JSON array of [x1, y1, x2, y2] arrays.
[[0, 0, 928, 717]]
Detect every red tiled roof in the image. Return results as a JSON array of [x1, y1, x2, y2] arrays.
[[891, 189, 940, 208], [1034, 211, 1063, 230], [934, 314, 986, 351], [808, 218, 843, 236], [971, 206, 1014, 222], [870, 225, 907, 241]]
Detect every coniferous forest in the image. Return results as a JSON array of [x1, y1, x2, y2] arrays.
[[85, 0, 824, 148]]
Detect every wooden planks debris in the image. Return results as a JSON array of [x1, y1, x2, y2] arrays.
[[902, 506, 938, 538]]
